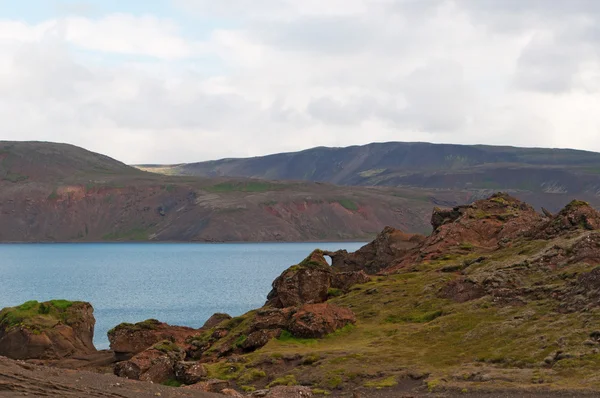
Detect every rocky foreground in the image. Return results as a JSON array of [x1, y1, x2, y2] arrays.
[[3, 193, 600, 397]]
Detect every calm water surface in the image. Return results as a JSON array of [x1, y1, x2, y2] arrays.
[[0, 242, 365, 349]]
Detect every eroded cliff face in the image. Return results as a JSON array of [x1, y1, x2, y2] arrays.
[[0, 178, 443, 242]]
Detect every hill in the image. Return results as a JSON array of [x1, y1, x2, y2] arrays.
[[0, 141, 476, 242], [145, 142, 600, 197]]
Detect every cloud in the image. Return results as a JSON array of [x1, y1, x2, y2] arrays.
[[0, 0, 599, 164]]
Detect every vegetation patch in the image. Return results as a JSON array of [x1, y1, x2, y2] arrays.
[[267, 374, 298, 388], [0, 300, 79, 330], [332, 199, 359, 211], [162, 379, 183, 387], [153, 340, 181, 353], [102, 227, 151, 241], [205, 181, 286, 193], [277, 330, 318, 345], [364, 376, 398, 389]]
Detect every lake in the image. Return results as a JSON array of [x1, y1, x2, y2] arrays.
[[0, 242, 366, 349]]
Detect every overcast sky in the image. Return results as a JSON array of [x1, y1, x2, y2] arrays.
[[1, 0, 599, 164]]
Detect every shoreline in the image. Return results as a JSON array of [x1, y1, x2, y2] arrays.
[[0, 239, 371, 245]]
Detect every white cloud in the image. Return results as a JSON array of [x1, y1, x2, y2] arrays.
[[0, 0, 599, 164]]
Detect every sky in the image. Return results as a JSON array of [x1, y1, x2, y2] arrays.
[[0, 0, 599, 164]]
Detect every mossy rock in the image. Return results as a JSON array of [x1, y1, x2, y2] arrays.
[[108, 319, 161, 335], [0, 300, 82, 331]]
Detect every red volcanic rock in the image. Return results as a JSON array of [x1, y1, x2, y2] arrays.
[[266, 251, 333, 308], [264, 386, 313, 397], [0, 300, 96, 360], [183, 379, 231, 393], [241, 329, 282, 351], [287, 303, 356, 339], [326, 226, 426, 274], [202, 313, 232, 329], [174, 361, 207, 385], [331, 270, 371, 291], [536, 200, 600, 239], [108, 319, 196, 356], [385, 193, 544, 273], [114, 340, 185, 384]]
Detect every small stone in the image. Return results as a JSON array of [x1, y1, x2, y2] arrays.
[[583, 339, 597, 346], [155, 393, 161, 397]]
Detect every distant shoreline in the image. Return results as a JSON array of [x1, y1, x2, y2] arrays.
[[0, 239, 371, 245]]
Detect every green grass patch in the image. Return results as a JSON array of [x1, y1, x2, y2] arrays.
[[267, 374, 297, 388], [205, 181, 286, 193], [0, 300, 80, 330], [162, 379, 183, 387], [102, 227, 151, 241], [364, 376, 398, 389], [332, 199, 359, 211], [277, 330, 318, 345]]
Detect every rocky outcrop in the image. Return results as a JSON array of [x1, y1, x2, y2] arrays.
[[266, 250, 371, 308], [326, 226, 426, 274], [0, 300, 96, 360], [108, 319, 196, 357], [114, 340, 185, 383], [331, 270, 371, 291], [384, 193, 545, 273], [288, 303, 356, 338], [202, 313, 232, 329], [536, 200, 600, 239]]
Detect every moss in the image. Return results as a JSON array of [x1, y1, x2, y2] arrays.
[[325, 374, 343, 389], [565, 200, 590, 211], [0, 300, 80, 330], [312, 388, 332, 395], [278, 330, 317, 345], [205, 361, 244, 381], [108, 319, 160, 335], [302, 353, 321, 365], [364, 376, 398, 389], [234, 335, 248, 348], [162, 379, 183, 387], [153, 340, 181, 353], [241, 385, 256, 392], [238, 368, 267, 384], [267, 374, 298, 388], [327, 288, 343, 298], [385, 310, 443, 324]]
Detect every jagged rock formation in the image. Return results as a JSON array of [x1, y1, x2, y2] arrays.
[[108, 319, 197, 359], [324, 226, 425, 274], [0, 300, 96, 360], [266, 250, 370, 308]]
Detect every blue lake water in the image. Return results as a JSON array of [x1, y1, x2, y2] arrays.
[[0, 242, 365, 349]]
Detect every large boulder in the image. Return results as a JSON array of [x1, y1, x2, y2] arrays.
[[287, 303, 356, 338], [108, 319, 196, 357], [266, 251, 333, 308], [114, 340, 185, 383], [325, 226, 426, 274], [0, 300, 96, 360]]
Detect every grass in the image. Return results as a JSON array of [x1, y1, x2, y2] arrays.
[[153, 340, 181, 353], [162, 379, 183, 387], [205, 181, 287, 193], [267, 374, 298, 388], [108, 319, 160, 335], [102, 227, 151, 241], [331, 199, 359, 211], [364, 376, 398, 389], [278, 330, 318, 345], [0, 300, 79, 330]]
